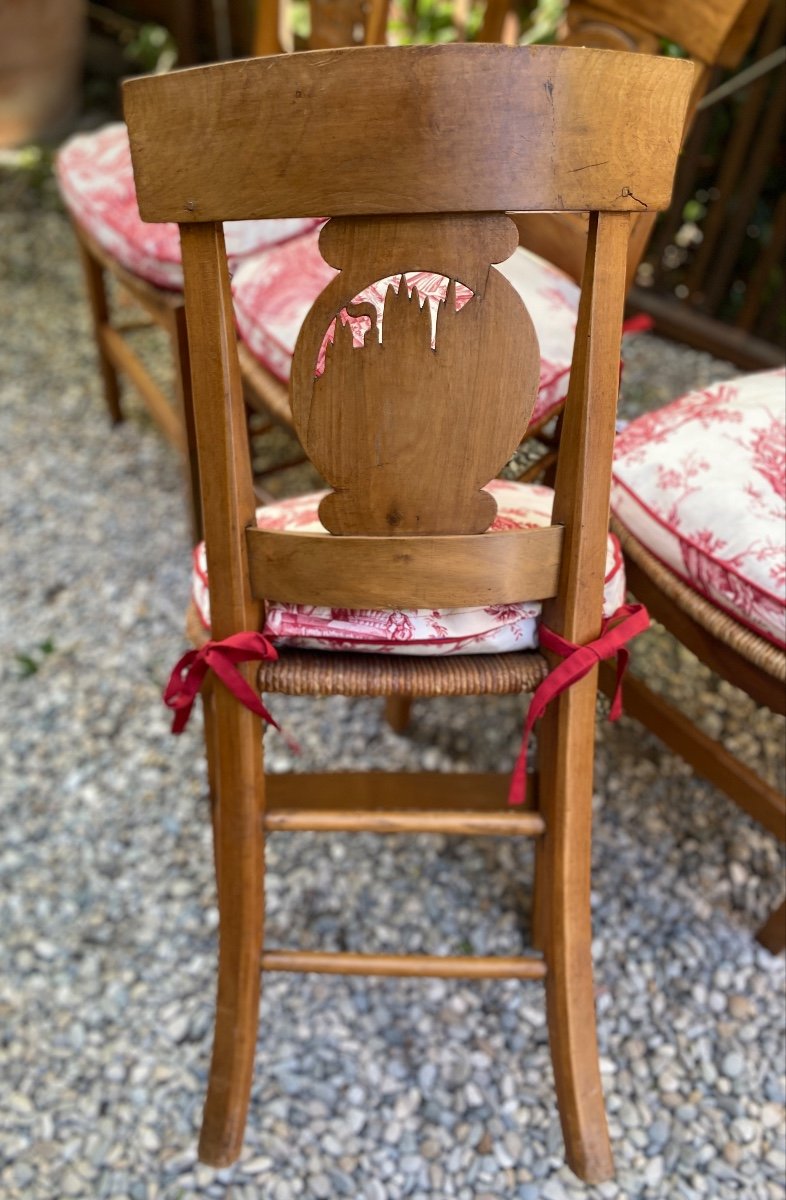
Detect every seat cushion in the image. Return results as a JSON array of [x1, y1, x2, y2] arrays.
[[611, 368, 786, 648], [193, 480, 626, 655], [56, 124, 319, 291], [231, 226, 582, 429]]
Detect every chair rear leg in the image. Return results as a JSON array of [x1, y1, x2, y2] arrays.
[[169, 304, 204, 543], [757, 897, 785, 955], [72, 223, 123, 424], [385, 695, 413, 733], [537, 676, 614, 1184], [199, 696, 266, 1167], [202, 684, 220, 888]]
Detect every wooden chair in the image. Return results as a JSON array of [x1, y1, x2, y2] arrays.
[[57, 0, 389, 539], [124, 42, 692, 1177], [603, 367, 786, 951]]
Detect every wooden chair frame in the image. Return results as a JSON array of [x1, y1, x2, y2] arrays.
[[124, 43, 692, 1178], [600, 523, 786, 953]]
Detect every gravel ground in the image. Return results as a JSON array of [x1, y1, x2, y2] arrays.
[[1, 175, 785, 1200]]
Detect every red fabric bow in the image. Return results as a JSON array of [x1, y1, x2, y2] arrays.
[[508, 602, 650, 807], [163, 631, 282, 736], [621, 314, 655, 336]]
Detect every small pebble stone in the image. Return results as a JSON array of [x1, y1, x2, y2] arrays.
[[720, 1052, 746, 1080]]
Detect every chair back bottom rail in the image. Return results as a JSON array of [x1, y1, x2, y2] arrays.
[[261, 949, 547, 979]]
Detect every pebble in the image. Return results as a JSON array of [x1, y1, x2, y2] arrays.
[[720, 1052, 746, 1080], [0, 147, 784, 1200]]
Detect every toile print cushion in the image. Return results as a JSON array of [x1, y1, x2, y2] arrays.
[[611, 368, 786, 648], [193, 479, 626, 655], [230, 225, 582, 429], [55, 124, 319, 291]]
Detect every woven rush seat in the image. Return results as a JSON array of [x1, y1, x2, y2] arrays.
[[256, 647, 549, 696], [187, 597, 549, 697], [612, 517, 786, 682], [187, 602, 548, 696]]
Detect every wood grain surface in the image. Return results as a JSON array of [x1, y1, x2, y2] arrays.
[[124, 44, 693, 222]]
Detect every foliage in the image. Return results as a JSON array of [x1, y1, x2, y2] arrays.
[[124, 22, 178, 73], [15, 639, 56, 678]]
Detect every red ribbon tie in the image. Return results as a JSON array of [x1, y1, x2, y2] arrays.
[[163, 631, 282, 736], [508, 602, 650, 807]]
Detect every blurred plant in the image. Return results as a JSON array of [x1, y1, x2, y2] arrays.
[[14, 639, 56, 678], [518, 0, 565, 45], [124, 22, 178, 73], [387, 0, 564, 44], [87, 5, 177, 72], [0, 144, 59, 215]]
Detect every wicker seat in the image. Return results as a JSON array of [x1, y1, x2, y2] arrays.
[[187, 604, 549, 695], [615, 520, 786, 686]]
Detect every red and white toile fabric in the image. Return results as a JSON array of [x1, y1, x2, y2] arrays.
[[55, 123, 319, 290], [611, 368, 786, 648], [192, 479, 626, 655], [230, 225, 582, 429]]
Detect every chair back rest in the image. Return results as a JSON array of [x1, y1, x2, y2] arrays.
[[510, 0, 770, 283], [254, 0, 389, 55], [559, 0, 771, 73], [124, 45, 692, 642], [308, 0, 389, 48]]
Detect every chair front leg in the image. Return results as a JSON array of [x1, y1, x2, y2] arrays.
[[198, 689, 266, 1167], [537, 672, 614, 1184], [72, 220, 123, 425], [384, 695, 413, 734]]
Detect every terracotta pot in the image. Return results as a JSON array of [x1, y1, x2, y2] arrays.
[[0, 0, 85, 147]]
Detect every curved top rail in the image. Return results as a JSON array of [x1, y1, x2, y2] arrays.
[[124, 43, 693, 223]]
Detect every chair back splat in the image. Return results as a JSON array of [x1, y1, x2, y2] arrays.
[[124, 44, 692, 1178]]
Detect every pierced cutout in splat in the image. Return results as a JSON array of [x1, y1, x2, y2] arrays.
[[317, 273, 475, 376], [290, 214, 541, 536]]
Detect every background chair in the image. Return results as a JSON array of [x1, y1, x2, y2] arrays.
[[125, 41, 692, 1176], [605, 368, 786, 951], [513, 0, 772, 287], [56, 0, 389, 538]]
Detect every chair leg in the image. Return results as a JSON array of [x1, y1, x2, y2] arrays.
[[537, 675, 614, 1184], [757, 897, 786, 955], [202, 684, 219, 876], [169, 304, 204, 543], [531, 845, 545, 951], [198, 695, 266, 1167], [385, 695, 413, 733], [72, 223, 123, 425]]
